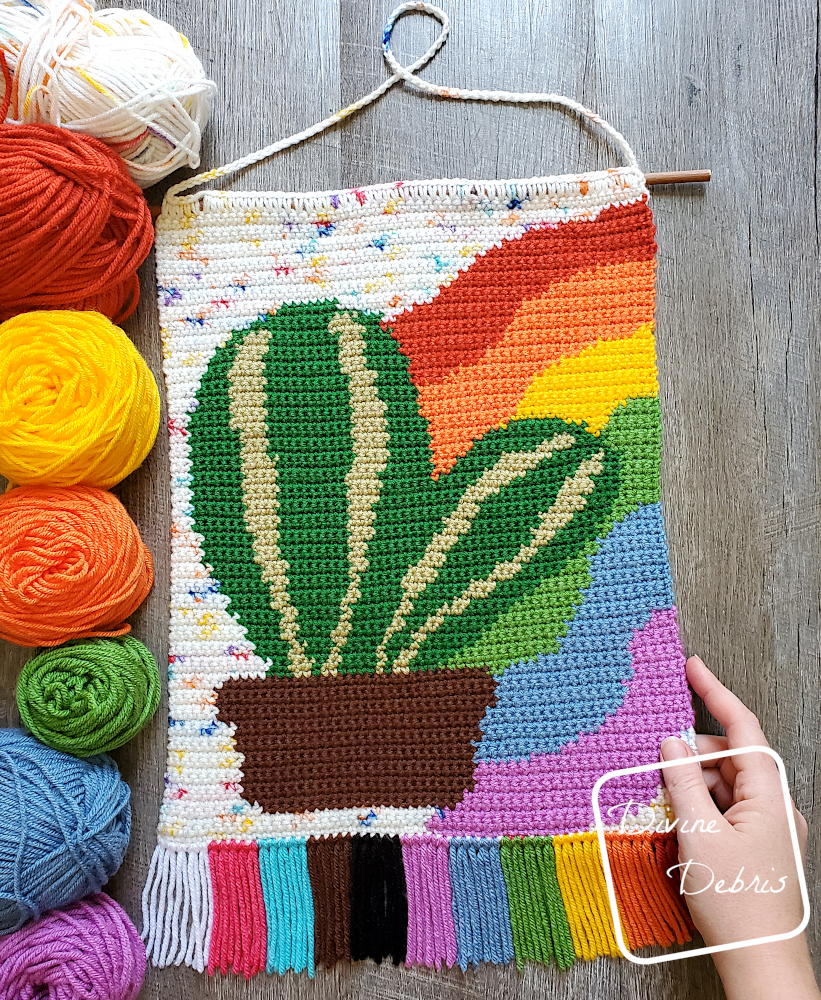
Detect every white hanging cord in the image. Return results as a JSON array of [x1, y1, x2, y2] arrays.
[[381, 6, 639, 171], [166, 0, 638, 200]]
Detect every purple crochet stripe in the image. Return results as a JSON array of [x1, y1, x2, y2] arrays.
[[428, 607, 694, 837]]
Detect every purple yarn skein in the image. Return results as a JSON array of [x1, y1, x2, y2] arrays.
[[0, 893, 146, 1000]]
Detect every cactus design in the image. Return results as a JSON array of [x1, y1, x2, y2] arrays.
[[188, 301, 620, 677]]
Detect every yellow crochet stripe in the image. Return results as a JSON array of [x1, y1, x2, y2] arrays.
[[552, 833, 621, 960], [514, 321, 658, 434]]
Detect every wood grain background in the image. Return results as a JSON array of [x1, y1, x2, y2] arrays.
[[1, 0, 819, 997]]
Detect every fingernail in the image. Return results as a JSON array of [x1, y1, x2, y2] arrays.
[[661, 737, 690, 760]]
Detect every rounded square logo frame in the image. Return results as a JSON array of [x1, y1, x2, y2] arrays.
[[591, 745, 810, 964]]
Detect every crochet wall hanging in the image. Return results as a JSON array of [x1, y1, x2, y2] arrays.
[[142, 1, 698, 977]]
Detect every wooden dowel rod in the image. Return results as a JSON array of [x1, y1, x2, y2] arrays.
[[147, 169, 710, 219], [645, 169, 711, 185]]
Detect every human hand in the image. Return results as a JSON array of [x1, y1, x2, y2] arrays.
[[659, 656, 818, 999]]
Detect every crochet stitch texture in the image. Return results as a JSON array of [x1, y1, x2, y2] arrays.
[[145, 166, 696, 975]]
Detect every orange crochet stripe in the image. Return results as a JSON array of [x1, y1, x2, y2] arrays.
[[388, 198, 657, 386], [416, 258, 657, 476]]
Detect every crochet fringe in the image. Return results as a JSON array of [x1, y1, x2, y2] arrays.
[[141, 844, 212, 972], [141, 832, 694, 974]]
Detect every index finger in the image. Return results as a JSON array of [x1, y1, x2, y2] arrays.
[[684, 656, 782, 799], [685, 656, 769, 751]]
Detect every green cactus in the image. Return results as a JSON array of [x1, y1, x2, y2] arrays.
[[188, 301, 621, 677]]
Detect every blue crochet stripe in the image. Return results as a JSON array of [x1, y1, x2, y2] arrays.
[[448, 838, 514, 970], [477, 502, 675, 761], [258, 838, 315, 976]]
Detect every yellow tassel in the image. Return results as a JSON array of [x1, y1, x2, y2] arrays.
[[552, 833, 620, 959]]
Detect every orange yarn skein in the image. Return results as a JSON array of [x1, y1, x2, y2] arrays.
[[0, 486, 154, 648], [0, 54, 153, 324]]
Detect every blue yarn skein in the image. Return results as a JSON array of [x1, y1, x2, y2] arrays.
[[0, 728, 131, 935]]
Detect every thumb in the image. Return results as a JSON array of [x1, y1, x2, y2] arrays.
[[660, 737, 725, 834]]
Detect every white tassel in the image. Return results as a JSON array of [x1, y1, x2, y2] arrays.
[[141, 845, 212, 971]]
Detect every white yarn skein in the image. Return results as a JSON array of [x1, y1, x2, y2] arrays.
[[0, 0, 217, 187]]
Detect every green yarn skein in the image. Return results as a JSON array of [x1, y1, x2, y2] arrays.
[[16, 636, 161, 756]]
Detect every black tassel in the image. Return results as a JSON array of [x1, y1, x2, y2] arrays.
[[350, 834, 408, 965]]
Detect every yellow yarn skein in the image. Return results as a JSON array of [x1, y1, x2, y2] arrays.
[[0, 311, 160, 489]]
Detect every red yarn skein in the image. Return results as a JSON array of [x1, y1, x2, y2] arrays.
[[0, 55, 153, 324]]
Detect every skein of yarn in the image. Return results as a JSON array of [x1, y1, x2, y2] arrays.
[[0, 0, 216, 187], [0, 893, 145, 1000], [17, 637, 161, 756], [0, 53, 153, 323], [0, 730, 131, 935], [0, 485, 154, 647], [0, 311, 160, 488]]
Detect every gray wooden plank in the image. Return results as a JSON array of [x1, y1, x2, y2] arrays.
[[594, 0, 818, 994], [0, 0, 818, 998], [130, 0, 343, 196]]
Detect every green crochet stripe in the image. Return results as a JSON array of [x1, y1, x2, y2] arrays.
[[262, 302, 356, 666], [187, 323, 292, 674], [599, 395, 662, 527], [443, 551, 592, 674], [379, 418, 619, 672]]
